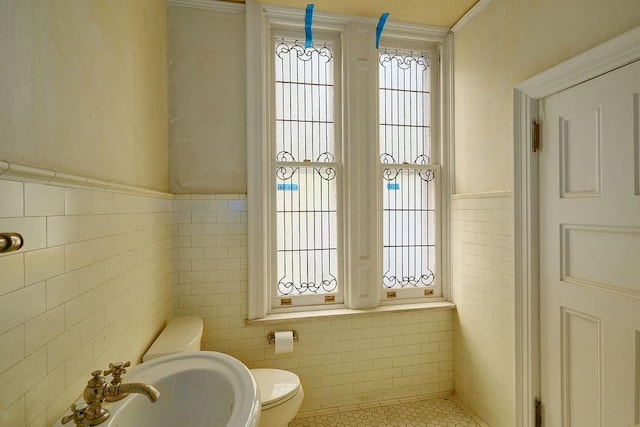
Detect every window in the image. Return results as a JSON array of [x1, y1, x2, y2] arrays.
[[272, 35, 343, 308], [247, 4, 451, 319], [379, 48, 438, 301]]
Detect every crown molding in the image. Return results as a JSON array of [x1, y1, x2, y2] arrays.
[[168, 0, 245, 14], [451, 0, 492, 33]]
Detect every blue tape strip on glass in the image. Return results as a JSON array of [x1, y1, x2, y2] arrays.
[[305, 4, 315, 48], [376, 13, 390, 49], [387, 183, 400, 190], [277, 183, 299, 191]]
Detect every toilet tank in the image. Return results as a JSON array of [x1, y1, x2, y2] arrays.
[[143, 316, 203, 362]]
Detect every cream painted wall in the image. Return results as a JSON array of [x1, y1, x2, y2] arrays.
[[0, 0, 169, 192], [454, 0, 640, 194], [168, 6, 247, 194]]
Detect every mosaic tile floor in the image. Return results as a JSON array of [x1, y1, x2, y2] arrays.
[[289, 397, 478, 426]]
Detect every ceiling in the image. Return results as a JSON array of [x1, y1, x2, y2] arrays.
[[223, 0, 480, 28]]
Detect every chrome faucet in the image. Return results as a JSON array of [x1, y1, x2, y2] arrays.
[[61, 362, 160, 426]]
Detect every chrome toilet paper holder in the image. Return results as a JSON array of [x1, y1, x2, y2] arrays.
[[266, 330, 299, 345]]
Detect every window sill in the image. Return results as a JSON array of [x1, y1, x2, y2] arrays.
[[245, 300, 455, 325]]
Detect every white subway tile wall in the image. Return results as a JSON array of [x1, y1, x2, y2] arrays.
[[0, 177, 172, 427], [451, 193, 515, 426], [0, 183, 513, 425], [173, 195, 455, 412]]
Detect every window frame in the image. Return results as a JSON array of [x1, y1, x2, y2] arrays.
[[269, 30, 345, 309], [246, 2, 453, 319], [376, 40, 442, 304]]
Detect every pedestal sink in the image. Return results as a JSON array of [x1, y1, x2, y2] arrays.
[[54, 351, 261, 427]]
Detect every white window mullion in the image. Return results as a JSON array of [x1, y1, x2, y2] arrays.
[[344, 22, 380, 309], [247, 1, 270, 320]]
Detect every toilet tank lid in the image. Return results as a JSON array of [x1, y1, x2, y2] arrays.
[[143, 316, 203, 362], [250, 368, 301, 407]]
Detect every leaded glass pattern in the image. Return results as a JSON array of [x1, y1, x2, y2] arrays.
[[379, 49, 436, 290], [274, 39, 335, 162], [382, 168, 436, 289], [274, 38, 339, 297], [379, 50, 431, 164]]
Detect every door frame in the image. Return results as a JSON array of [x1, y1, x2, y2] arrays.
[[514, 25, 640, 427]]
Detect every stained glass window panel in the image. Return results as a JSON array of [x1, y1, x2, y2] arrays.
[[379, 48, 436, 292], [274, 39, 335, 163], [275, 166, 338, 296], [379, 50, 431, 165], [382, 168, 436, 289]]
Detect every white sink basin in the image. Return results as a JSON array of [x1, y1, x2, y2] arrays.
[[55, 351, 260, 427]]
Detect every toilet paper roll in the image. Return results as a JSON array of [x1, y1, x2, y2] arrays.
[[274, 331, 294, 354]]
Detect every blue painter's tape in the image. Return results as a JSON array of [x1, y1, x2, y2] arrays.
[[387, 183, 400, 191], [305, 4, 315, 48], [376, 13, 390, 49], [277, 183, 299, 191]]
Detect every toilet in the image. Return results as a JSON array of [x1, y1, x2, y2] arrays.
[[143, 316, 304, 427]]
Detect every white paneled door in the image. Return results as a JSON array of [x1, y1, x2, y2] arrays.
[[539, 59, 640, 426]]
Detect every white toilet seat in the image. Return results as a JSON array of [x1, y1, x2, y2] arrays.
[[250, 368, 301, 409]]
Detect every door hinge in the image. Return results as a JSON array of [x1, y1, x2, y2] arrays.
[[534, 397, 542, 427], [532, 120, 540, 153]]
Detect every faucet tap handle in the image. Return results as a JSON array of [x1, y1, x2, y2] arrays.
[[61, 402, 90, 427], [104, 361, 131, 384], [84, 370, 107, 406], [104, 361, 132, 402], [81, 370, 111, 425], [88, 370, 105, 385]]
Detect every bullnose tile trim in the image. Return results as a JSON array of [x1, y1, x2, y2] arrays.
[[0, 160, 173, 199], [452, 190, 512, 199]]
